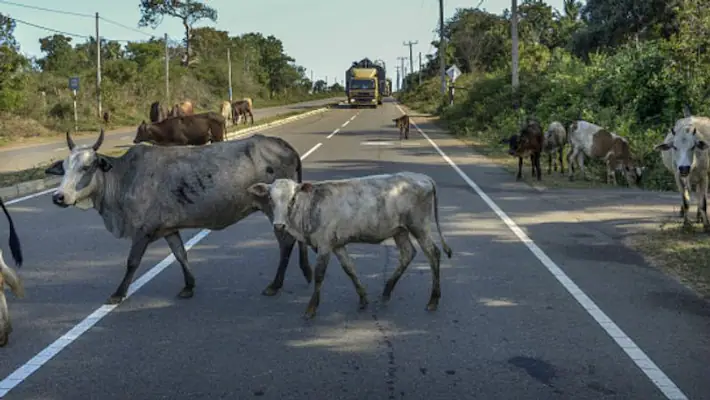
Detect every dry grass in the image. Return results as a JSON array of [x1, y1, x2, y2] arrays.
[[628, 217, 710, 298]]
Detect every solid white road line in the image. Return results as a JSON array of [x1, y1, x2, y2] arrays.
[[0, 141, 326, 397], [394, 103, 688, 400]]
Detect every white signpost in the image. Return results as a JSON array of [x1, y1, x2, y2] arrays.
[[69, 76, 79, 132], [446, 65, 461, 105]]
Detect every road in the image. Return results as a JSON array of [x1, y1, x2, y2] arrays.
[[0, 97, 343, 173], [0, 98, 708, 399]]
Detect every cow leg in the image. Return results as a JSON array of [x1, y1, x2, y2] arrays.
[[558, 147, 565, 174], [567, 148, 578, 180], [674, 173, 689, 219], [332, 246, 368, 310], [576, 152, 588, 181], [262, 228, 312, 296], [547, 151, 553, 175], [165, 232, 196, 299], [516, 157, 523, 180], [698, 176, 710, 232], [304, 252, 331, 319], [409, 227, 442, 311], [382, 230, 416, 302], [107, 236, 151, 304], [534, 152, 542, 181], [249, 111, 254, 125]]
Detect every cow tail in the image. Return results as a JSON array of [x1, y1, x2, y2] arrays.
[[0, 197, 23, 267], [431, 181, 452, 259]]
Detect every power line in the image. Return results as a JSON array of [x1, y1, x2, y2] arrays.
[[99, 16, 154, 37], [11, 17, 139, 43], [0, 0, 93, 18]]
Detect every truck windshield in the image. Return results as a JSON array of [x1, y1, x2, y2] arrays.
[[350, 79, 375, 90]]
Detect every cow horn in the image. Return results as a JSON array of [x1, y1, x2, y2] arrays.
[[66, 131, 76, 151], [92, 128, 105, 151]]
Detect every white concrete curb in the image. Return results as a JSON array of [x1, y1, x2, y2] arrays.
[[0, 104, 336, 202]]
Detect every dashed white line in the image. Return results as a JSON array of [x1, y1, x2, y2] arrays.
[[120, 136, 131, 141], [341, 120, 350, 127], [326, 128, 340, 139], [394, 103, 688, 400], [0, 141, 326, 398]]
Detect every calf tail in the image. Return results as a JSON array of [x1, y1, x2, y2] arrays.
[[0, 197, 22, 267], [431, 182, 452, 259]]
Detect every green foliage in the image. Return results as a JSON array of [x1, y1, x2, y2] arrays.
[[0, 10, 342, 140], [397, 0, 710, 191]]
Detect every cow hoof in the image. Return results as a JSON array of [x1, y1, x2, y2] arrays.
[[303, 309, 317, 320], [178, 288, 194, 299], [0, 333, 8, 347], [261, 286, 280, 296], [106, 295, 125, 305], [426, 303, 439, 312], [302, 271, 313, 284], [381, 293, 391, 302], [358, 299, 369, 310]]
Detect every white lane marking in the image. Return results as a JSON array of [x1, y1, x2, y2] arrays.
[[327, 111, 359, 139], [0, 141, 325, 397], [341, 120, 350, 127], [5, 189, 57, 206], [52, 148, 64, 152], [361, 141, 395, 146], [327, 128, 340, 139], [120, 136, 131, 141], [394, 104, 688, 400]]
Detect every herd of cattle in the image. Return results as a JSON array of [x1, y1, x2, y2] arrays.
[[0, 106, 453, 346], [501, 109, 710, 231], [1, 103, 709, 348], [132, 98, 256, 146]]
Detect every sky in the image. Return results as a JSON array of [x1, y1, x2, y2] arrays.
[[2, 0, 567, 86]]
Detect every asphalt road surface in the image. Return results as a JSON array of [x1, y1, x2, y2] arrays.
[[0, 97, 343, 173], [0, 98, 708, 399]]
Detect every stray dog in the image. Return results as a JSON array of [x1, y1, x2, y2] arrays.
[[393, 114, 410, 140]]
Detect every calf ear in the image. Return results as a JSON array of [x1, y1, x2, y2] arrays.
[[696, 140, 708, 150], [97, 155, 113, 172], [248, 183, 269, 198], [654, 142, 672, 151], [45, 160, 65, 176], [298, 182, 313, 192]]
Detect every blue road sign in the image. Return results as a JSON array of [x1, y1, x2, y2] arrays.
[[69, 77, 79, 91]]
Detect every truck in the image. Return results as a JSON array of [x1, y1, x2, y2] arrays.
[[345, 58, 389, 108]]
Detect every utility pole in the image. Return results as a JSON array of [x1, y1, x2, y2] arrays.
[[397, 56, 407, 90], [95, 12, 102, 119], [439, 0, 446, 95], [164, 33, 170, 105], [395, 65, 401, 91], [419, 52, 422, 85], [511, 0, 519, 110], [403, 40, 418, 78], [227, 47, 232, 101]]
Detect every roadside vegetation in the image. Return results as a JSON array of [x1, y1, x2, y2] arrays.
[[396, 0, 710, 298], [0, 1, 344, 147]]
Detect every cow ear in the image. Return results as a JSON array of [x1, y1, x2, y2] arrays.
[[45, 160, 65, 176], [97, 155, 113, 172], [248, 183, 269, 198], [697, 140, 708, 150], [671, 128, 676, 136], [654, 142, 672, 151], [298, 182, 313, 192]]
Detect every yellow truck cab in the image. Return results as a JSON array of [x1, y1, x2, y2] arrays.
[[347, 68, 380, 108]]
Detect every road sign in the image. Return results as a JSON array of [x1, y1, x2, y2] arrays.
[[446, 65, 461, 82], [69, 76, 79, 91]]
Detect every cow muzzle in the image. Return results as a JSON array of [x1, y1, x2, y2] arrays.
[[52, 192, 70, 208], [274, 223, 286, 232], [678, 166, 691, 177]]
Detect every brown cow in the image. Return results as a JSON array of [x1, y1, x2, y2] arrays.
[[220, 101, 232, 128], [500, 118, 544, 181], [393, 114, 410, 140], [168, 101, 194, 118], [102, 111, 110, 124], [232, 99, 254, 125], [149, 101, 169, 123], [133, 111, 226, 146]]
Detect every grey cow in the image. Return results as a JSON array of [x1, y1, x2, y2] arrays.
[[0, 196, 24, 347], [247, 172, 453, 319], [45, 129, 312, 304]]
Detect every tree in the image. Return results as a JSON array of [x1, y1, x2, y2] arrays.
[[0, 13, 28, 111], [37, 34, 75, 72], [138, 0, 218, 67]]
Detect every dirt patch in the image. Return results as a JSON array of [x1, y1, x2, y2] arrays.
[[627, 218, 710, 299], [0, 113, 56, 144]]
